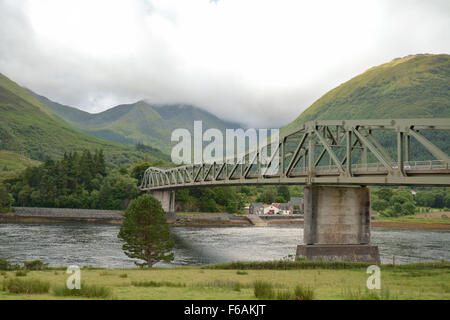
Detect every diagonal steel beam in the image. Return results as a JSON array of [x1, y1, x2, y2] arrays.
[[244, 151, 259, 178], [215, 163, 226, 180], [314, 129, 345, 173], [365, 131, 394, 165], [204, 164, 213, 180], [286, 132, 308, 176], [409, 129, 450, 165], [193, 165, 202, 182], [261, 143, 281, 176], [353, 128, 393, 172]]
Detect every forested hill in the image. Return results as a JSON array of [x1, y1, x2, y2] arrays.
[[284, 54, 450, 132], [0, 72, 169, 167]]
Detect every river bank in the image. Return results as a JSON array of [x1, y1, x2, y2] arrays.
[[0, 207, 123, 224], [1, 208, 449, 230]]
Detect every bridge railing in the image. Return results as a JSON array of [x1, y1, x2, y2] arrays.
[[311, 160, 449, 173], [403, 160, 449, 170]]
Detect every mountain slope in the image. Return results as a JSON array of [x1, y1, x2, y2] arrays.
[[0, 72, 169, 166], [284, 54, 450, 132], [30, 93, 242, 154]]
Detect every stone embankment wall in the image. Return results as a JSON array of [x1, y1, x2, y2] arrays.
[[3, 207, 123, 222]]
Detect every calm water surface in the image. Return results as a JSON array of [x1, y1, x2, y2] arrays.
[[0, 223, 448, 268]]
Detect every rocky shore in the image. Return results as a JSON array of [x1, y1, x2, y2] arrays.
[[1, 208, 448, 230]]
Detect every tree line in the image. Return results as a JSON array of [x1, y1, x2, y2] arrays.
[[1, 150, 140, 210], [371, 187, 450, 217]]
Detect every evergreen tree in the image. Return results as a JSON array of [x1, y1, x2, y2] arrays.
[[277, 186, 291, 202], [0, 183, 13, 211], [118, 195, 174, 267]]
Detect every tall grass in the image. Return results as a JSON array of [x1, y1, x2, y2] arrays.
[[205, 260, 449, 271], [275, 289, 294, 300], [191, 280, 243, 292], [2, 278, 50, 294], [52, 283, 112, 299], [253, 281, 316, 300], [131, 280, 186, 288], [254, 281, 275, 299], [343, 288, 395, 300], [205, 260, 373, 270], [294, 284, 315, 300]]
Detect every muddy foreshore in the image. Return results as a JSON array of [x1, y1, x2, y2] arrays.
[[1, 208, 449, 230]]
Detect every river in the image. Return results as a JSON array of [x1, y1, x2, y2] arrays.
[[0, 223, 448, 268]]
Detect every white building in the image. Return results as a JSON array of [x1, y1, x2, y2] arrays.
[[264, 204, 280, 215]]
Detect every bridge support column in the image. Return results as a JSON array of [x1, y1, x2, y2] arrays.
[[297, 186, 380, 263], [149, 190, 176, 218]]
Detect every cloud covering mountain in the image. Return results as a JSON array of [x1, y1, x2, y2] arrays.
[[0, 0, 449, 128]]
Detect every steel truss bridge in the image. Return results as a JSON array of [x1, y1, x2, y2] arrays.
[[140, 119, 450, 191]]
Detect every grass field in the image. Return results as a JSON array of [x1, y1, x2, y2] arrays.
[[0, 261, 448, 300], [374, 214, 450, 225]]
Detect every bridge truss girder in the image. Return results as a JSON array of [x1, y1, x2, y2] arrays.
[[140, 119, 450, 190]]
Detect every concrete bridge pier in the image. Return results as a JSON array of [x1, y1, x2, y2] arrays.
[[297, 186, 380, 263], [149, 190, 176, 219]]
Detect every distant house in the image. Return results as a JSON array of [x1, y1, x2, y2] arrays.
[[272, 203, 289, 215], [251, 199, 304, 215], [288, 198, 304, 214], [264, 204, 280, 215], [249, 203, 264, 215]]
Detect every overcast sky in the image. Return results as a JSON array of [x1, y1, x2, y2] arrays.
[[0, 0, 449, 128]]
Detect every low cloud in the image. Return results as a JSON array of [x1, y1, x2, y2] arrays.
[[0, 0, 449, 128]]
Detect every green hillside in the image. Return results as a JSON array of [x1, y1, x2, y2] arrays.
[[284, 54, 450, 132], [0, 73, 169, 167], [30, 92, 242, 154], [0, 150, 41, 180]]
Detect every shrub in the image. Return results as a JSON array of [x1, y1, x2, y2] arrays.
[[2, 278, 50, 294], [236, 271, 248, 275], [24, 260, 48, 270], [9, 264, 22, 271], [15, 270, 28, 277], [0, 183, 13, 211], [0, 258, 10, 271], [119, 273, 128, 278], [294, 284, 315, 300], [254, 281, 275, 299], [52, 283, 112, 299]]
